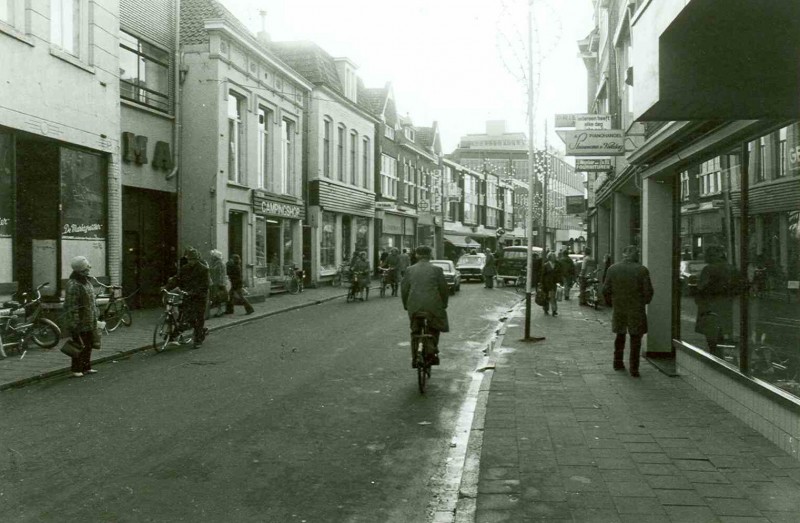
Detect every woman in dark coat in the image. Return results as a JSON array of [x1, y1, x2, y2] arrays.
[[694, 245, 740, 356], [482, 248, 497, 288]]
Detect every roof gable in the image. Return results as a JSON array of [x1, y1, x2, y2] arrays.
[[269, 41, 343, 94]]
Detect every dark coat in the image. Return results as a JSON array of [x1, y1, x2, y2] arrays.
[[401, 259, 450, 332], [226, 260, 244, 290], [397, 253, 410, 275], [177, 259, 210, 299], [482, 252, 497, 277], [530, 257, 542, 287], [601, 260, 654, 335], [559, 256, 575, 281], [351, 257, 371, 285], [694, 261, 739, 338], [540, 260, 560, 292]]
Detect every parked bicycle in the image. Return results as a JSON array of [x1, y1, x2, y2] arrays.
[[583, 269, 603, 309], [0, 282, 61, 358], [411, 313, 436, 393], [514, 271, 527, 294], [93, 278, 137, 332], [286, 265, 305, 295], [152, 288, 195, 352]]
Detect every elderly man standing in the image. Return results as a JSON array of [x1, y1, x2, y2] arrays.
[[601, 245, 653, 377]]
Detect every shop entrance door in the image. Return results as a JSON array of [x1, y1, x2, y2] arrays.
[[228, 211, 244, 261]]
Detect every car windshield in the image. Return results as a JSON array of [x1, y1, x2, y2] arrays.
[[432, 261, 453, 272], [457, 255, 484, 266]]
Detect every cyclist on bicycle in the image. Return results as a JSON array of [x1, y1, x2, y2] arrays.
[[382, 248, 400, 296], [401, 245, 449, 368], [350, 251, 371, 300], [165, 247, 210, 348]]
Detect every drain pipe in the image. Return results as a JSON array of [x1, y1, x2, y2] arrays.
[[166, 0, 182, 253]]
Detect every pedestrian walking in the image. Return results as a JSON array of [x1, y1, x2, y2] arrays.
[[207, 249, 227, 318], [694, 245, 740, 357], [63, 256, 99, 377], [601, 245, 654, 377], [397, 248, 411, 280], [541, 251, 561, 316], [559, 250, 575, 300], [226, 254, 254, 315], [482, 248, 497, 288], [383, 248, 401, 296], [579, 247, 598, 306], [168, 247, 210, 348]]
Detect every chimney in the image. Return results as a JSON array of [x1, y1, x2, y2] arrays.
[[257, 10, 271, 44]]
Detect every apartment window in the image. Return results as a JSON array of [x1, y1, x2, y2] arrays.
[[778, 128, 787, 178], [384, 124, 395, 140], [119, 31, 170, 112], [323, 118, 332, 178], [757, 137, 766, 182], [680, 172, 690, 200], [337, 125, 345, 182], [380, 154, 397, 198], [349, 131, 358, 184], [361, 137, 369, 188], [51, 0, 80, 55], [257, 107, 272, 189], [404, 128, 415, 141], [227, 92, 245, 184], [281, 119, 294, 194]]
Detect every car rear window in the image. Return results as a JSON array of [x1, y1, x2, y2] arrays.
[[432, 262, 451, 271], [504, 250, 527, 259], [457, 256, 484, 265]]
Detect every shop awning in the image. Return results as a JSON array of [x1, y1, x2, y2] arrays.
[[443, 234, 480, 249]]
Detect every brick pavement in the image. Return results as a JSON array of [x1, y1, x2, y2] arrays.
[[0, 284, 353, 391], [474, 296, 800, 523]]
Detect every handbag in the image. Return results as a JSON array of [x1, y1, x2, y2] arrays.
[[60, 338, 84, 358], [534, 284, 547, 306]]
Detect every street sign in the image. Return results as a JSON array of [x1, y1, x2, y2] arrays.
[[575, 159, 613, 172], [564, 130, 625, 156], [495, 228, 505, 237], [418, 200, 430, 211]]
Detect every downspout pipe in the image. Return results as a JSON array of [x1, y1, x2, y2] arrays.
[[166, 0, 181, 183]]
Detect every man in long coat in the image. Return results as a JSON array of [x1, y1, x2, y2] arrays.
[[601, 245, 654, 377], [482, 248, 497, 288], [694, 245, 740, 356], [401, 245, 449, 368]]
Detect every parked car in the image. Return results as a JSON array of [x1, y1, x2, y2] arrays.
[[495, 246, 544, 285], [431, 259, 461, 293], [455, 253, 486, 282], [568, 254, 584, 278], [679, 260, 707, 295]]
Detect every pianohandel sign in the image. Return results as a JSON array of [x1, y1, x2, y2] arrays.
[[565, 130, 625, 156]]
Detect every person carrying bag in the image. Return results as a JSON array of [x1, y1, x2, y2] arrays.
[[62, 256, 100, 377]]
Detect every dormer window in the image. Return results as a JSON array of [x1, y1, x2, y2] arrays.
[[404, 128, 415, 141], [384, 124, 395, 140]]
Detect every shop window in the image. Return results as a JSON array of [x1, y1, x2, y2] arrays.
[[257, 107, 272, 189], [355, 217, 369, 254], [228, 92, 245, 184], [283, 221, 294, 268], [320, 212, 336, 270], [0, 132, 13, 286], [119, 31, 170, 113], [255, 217, 267, 276]]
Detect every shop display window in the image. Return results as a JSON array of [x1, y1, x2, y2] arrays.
[[320, 212, 336, 270]]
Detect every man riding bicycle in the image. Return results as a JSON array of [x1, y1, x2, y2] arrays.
[[382, 247, 401, 296], [401, 245, 449, 368], [165, 247, 210, 348], [350, 251, 371, 300]]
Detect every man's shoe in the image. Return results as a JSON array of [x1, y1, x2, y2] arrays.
[[431, 355, 440, 365], [630, 370, 640, 378], [85, 369, 98, 374], [193, 340, 203, 349], [245, 309, 255, 315], [72, 372, 84, 378], [552, 311, 558, 316], [613, 363, 625, 371]]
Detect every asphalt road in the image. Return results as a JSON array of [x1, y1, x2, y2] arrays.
[[0, 282, 520, 523]]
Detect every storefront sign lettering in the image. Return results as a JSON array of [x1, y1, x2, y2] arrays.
[[121, 132, 172, 171], [260, 201, 301, 218], [63, 223, 103, 235], [565, 130, 625, 156]]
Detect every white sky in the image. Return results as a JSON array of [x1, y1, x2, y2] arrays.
[[220, 0, 594, 155]]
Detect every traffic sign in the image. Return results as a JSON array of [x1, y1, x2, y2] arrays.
[[495, 228, 505, 237]]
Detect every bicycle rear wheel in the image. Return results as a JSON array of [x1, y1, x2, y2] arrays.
[[120, 304, 132, 327], [152, 314, 173, 352], [416, 340, 427, 393], [287, 277, 300, 295], [105, 303, 123, 332], [30, 318, 61, 348]]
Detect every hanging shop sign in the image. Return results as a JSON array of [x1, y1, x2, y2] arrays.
[[565, 195, 587, 215], [252, 192, 305, 220], [565, 130, 625, 156], [555, 113, 612, 130], [575, 159, 613, 172]]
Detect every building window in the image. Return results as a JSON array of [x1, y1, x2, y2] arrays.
[[257, 107, 272, 189], [404, 128, 415, 141], [349, 131, 358, 185], [361, 137, 369, 189], [227, 92, 245, 184], [119, 31, 170, 112], [323, 117, 332, 178], [51, 0, 80, 55], [384, 124, 395, 140], [380, 154, 397, 198], [320, 212, 336, 270], [337, 125, 345, 182], [757, 137, 766, 182], [281, 118, 294, 194], [778, 127, 787, 178]]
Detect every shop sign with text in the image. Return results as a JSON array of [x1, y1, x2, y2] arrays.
[[565, 130, 625, 156], [252, 193, 304, 220], [575, 159, 613, 172]]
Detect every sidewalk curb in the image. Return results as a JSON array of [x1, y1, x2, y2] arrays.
[[0, 291, 349, 391]]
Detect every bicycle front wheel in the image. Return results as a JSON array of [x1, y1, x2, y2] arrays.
[[30, 318, 61, 348], [120, 304, 132, 327], [152, 314, 173, 352], [105, 304, 123, 332], [287, 277, 300, 295], [380, 281, 386, 297]]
